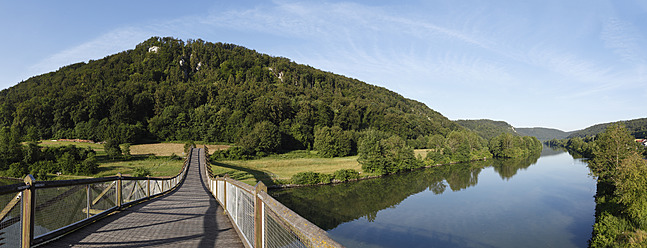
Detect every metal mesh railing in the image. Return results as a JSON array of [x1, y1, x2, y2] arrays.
[[5, 148, 193, 247], [201, 148, 343, 248], [265, 205, 308, 248], [0, 186, 24, 248]]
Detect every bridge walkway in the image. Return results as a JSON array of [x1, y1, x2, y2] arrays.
[[43, 148, 243, 247]]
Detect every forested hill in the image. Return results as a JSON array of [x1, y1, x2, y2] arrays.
[[567, 118, 647, 139], [516, 127, 570, 141], [0, 37, 459, 150], [455, 119, 516, 140]]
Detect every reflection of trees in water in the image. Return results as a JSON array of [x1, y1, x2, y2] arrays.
[[271, 156, 538, 230], [491, 153, 540, 180]]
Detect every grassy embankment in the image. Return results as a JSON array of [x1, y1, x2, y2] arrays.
[[209, 150, 433, 186], [43, 141, 428, 186]]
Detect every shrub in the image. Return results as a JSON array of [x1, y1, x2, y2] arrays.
[[122, 143, 132, 160], [333, 169, 360, 182], [169, 153, 181, 160], [184, 140, 196, 154], [133, 166, 152, 177], [291, 171, 333, 185], [104, 139, 122, 159]]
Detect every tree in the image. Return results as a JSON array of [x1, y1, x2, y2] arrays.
[[314, 126, 351, 158], [358, 130, 420, 175], [239, 121, 281, 155], [614, 154, 647, 227], [122, 143, 132, 160], [589, 124, 637, 180], [589, 124, 647, 247], [104, 139, 122, 159]]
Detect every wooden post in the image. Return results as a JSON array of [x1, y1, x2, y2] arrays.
[[22, 175, 36, 248], [86, 185, 91, 218], [147, 176, 151, 198], [223, 175, 228, 214], [116, 173, 122, 209], [254, 181, 267, 248]]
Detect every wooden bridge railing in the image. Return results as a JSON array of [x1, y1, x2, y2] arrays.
[[0, 148, 193, 248], [201, 147, 343, 248]]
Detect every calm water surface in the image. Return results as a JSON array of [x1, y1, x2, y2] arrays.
[[272, 148, 596, 248]]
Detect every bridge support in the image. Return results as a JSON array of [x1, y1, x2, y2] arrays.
[[116, 173, 123, 209], [255, 181, 267, 248], [21, 175, 36, 248]]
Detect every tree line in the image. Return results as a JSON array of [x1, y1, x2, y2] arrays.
[[548, 124, 647, 247]]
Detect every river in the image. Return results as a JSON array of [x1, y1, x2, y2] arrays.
[[271, 147, 596, 248]]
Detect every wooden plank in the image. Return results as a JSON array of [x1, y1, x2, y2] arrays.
[[0, 192, 21, 222]]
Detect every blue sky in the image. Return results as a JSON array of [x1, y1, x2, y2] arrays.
[[1, 0, 645, 132]]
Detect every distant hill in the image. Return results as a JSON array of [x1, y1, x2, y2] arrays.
[[455, 119, 516, 140], [516, 127, 570, 141], [0, 37, 460, 150], [567, 118, 647, 139], [455, 120, 570, 141]]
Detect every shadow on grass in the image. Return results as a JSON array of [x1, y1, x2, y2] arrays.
[[210, 161, 276, 186]]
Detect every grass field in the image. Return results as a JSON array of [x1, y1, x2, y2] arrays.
[[32, 141, 426, 185], [210, 151, 381, 186], [129, 143, 229, 156], [34, 141, 219, 178], [211, 149, 431, 186], [94, 156, 185, 177]]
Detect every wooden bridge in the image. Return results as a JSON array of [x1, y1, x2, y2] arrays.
[[0, 148, 342, 248], [43, 148, 243, 247]]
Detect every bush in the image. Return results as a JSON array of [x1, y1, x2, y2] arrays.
[[211, 146, 253, 160], [333, 169, 360, 182], [122, 143, 132, 160], [133, 166, 152, 177], [291, 171, 333, 185], [169, 153, 181, 160], [184, 141, 195, 154], [104, 139, 122, 159]]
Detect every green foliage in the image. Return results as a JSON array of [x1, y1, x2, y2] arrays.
[[333, 169, 360, 182], [358, 130, 421, 175], [169, 153, 181, 160], [488, 133, 542, 158], [314, 126, 352, 158], [133, 166, 152, 177], [239, 121, 281, 155], [104, 139, 122, 159], [0, 37, 460, 155], [122, 143, 132, 160], [291, 171, 332, 185], [424, 130, 492, 165], [569, 118, 647, 139], [183, 140, 195, 154], [516, 127, 570, 141], [591, 212, 634, 247], [588, 124, 647, 247], [589, 124, 637, 179], [545, 136, 596, 158], [455, 119, 517, 140], [0, 127, 22, 170]]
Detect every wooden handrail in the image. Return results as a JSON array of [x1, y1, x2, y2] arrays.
[[4, 147, 195, 247], [202, 148, 343, 248]]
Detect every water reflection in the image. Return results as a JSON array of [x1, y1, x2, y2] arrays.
[[271, 153, 541, 230]]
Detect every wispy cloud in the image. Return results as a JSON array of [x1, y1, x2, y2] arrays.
[[29, 27, 153, 76], [601, 18, 646, 64]]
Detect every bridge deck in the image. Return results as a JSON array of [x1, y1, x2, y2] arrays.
[[44, 148, 244, 248]]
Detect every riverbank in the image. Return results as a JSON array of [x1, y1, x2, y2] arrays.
[[209, 149, 492, 188]]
